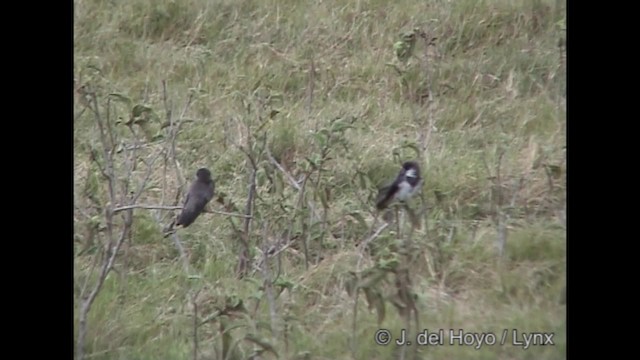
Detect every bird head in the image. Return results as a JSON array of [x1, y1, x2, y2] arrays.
[[196, 168, 213, 182]]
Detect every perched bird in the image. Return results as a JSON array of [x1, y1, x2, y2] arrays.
[[176, 168, 215, 228], [375, 161, 423, 210]]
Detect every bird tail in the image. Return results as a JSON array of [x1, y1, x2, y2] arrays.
[[375, 186, 394, 210]]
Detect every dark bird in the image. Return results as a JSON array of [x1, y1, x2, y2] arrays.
[[176, 168, 215, 228], [375, 161, 423, 210]]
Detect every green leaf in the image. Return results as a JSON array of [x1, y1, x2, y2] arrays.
[[349, 212, 367, 229], [304, 156, 319, 170], [274, 278, 295, 291], [400, 141, 420, 157], [151, 132, 165, 141], [374, 294, 386, 325], [344, 272, 358, 297], [318, 187, 329, 209], [364, 287, 375, 309], [221, 322, 248, 335], [319, 128, 332, 140], [331, 119, 355, 133], [394, 34, 416, 63], [385, 62, 404, 76], [255, 320, 274, 332], [358, 171, 368, 189], [312, 132, 327, 148], [359, 269, 388, 289], [132, 104, 153, 118], [545, 164, 562, 179], [249, 290, 263, 302], [362, 287, 386, 324], [378, 256, 399, 271], [108, 93, 132, 107], [243, 277, 262, 286], [394, 41, 407, 54], [251, 76, 265, 93], [225, 295, 245, 312], [244, 334, 279, 357]]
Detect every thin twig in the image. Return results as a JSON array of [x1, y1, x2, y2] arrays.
[[267, 239, 296, 258], [265, 146, 301, 191], [166, 81, 194, 192], [198, 309, 222, 328], [209, 209, 253, 218], [356, 222, 389, 270], [77, 88, 154, 360], [491, 149, 507, 258], [191, 288, 202, 360], [132, 148, 164, 204], [89, 91, 116, 215], [78, 232, 104, 305], [237, 144, 258, 277], [350, 287, 359, 359], [260, 223, 280, 338], [306, 59, 315, 115], [77, 228, 129, 360], [420, 29, 436, 159], [169, 231, 192, 274], [295, 174, 310, 269], [113, 204, 251, 218]]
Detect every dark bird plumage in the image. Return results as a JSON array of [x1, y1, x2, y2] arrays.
[[375, 161, 423, 210], [176, 168, 215, 228]]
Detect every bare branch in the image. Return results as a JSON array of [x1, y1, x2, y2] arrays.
[[179, 91, 195, 125], [77, 213, 131, 360], [350, 282, 359, 359], [78, 233, 104, 305], [77, 88, 152, 360], [265, 239, 296, 259], [356, 222, 390, 269], [122, 112, 144, 201], [191, 288, 202, 360], [265, 144, 322, 223], [112, 204, 252, 218], [265, 146, 301, 191], [237, 145, 258, 277], [162, 80, 172, 126], [260, 223, 280, 338], [166, 231, 192, 273], [104, 96, 117, 157], [164, 81, 194, 190], [306, 59, 315, 114], [296, 174, 310, 270], [416, 29, 437, 161], [207, 209, 254, 219], [89, 90, 116, 211]]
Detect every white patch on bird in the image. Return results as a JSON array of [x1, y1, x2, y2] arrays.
[[396, 181, 415, 201], [405, 168, 417, 178]]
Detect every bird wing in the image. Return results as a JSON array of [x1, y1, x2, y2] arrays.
[[204, 182, 215, 202], [376, 182, 400, 210], [176, 182, 214, 227], [177, 195, 208, 227]]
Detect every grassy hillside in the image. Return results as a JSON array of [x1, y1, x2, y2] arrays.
[[74, 0, 566, 359]]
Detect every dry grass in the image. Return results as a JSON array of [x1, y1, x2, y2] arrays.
[[74, 0, 566, 358]]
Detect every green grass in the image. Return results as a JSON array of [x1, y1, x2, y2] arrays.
[[74, 0, 566, 358]]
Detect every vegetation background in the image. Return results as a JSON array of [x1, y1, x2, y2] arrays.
[[74, 0, 566, 359]]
